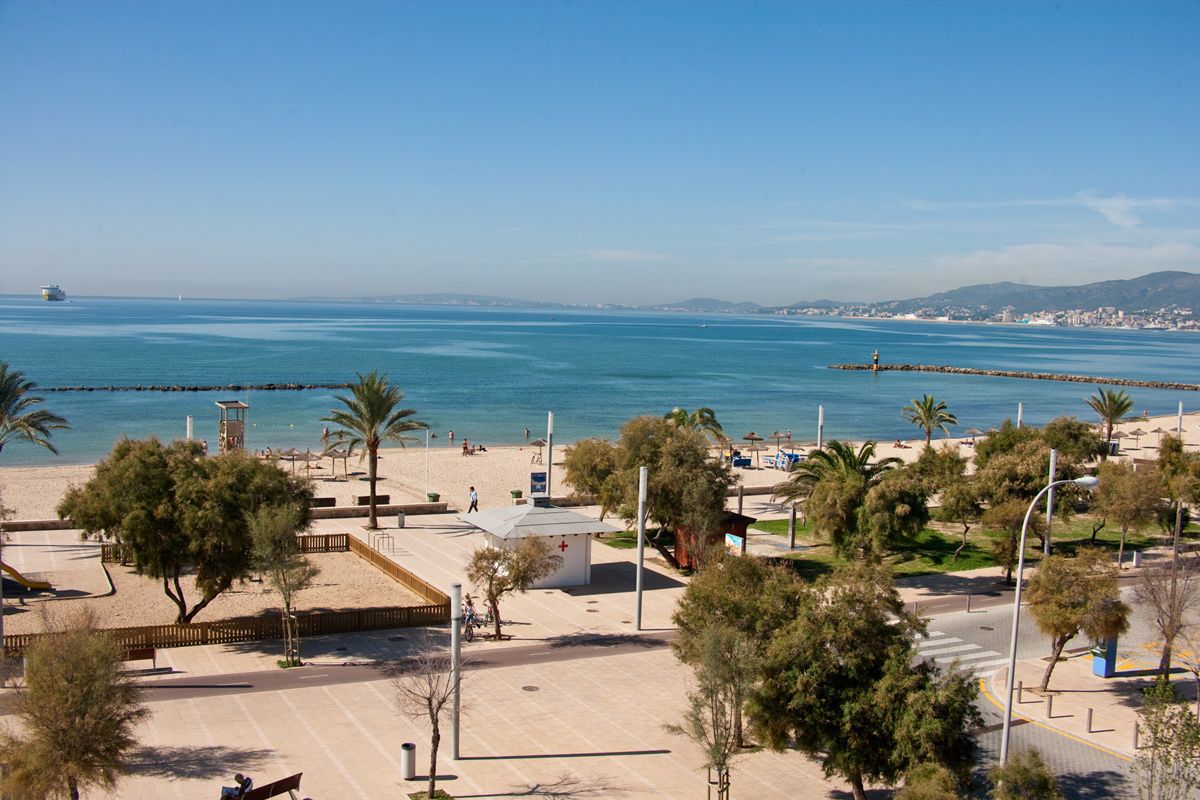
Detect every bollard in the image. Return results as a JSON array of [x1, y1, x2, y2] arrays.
[[1017, 681, 1023, 703], [1045, 694, 1054, 719], [400, 742, 417, 779], [966, 593, 972, 613], [1087, 708, 1093, 733], [1133, 721, 1140, 750], [1132, 550, 1142, 568], [397, 511, 406, 529]]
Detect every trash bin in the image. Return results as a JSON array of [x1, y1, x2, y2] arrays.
[[400, 742, 416, 780], [1132, 550, 1142, 568], [1109, 440, 1120, 456], [397, 511, 406, 529]]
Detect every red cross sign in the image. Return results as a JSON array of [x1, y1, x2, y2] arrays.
[[558, 540, 569, 552]]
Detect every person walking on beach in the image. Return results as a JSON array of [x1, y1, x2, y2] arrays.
[[468, 486, 479, 512]]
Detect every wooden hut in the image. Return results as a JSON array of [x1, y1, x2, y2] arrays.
[[674, 511, 757, 569]]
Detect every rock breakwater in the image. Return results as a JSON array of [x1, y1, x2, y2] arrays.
[[42, 383, 354, 393], [828, 364, 1200, 392]]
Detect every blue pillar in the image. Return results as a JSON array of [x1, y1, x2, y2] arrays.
[[1091, 637, 1118, 677]]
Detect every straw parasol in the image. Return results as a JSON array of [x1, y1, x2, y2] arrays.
[[323, 446, 352, 479], [278, 447, 303, 474], [1126, 428, 1148, 448], [742, 432, 766, 466], [529, 438, 547, 464], [298, 449, 322, 474], [1150, 427, 1170, 447], [965, 428, 984, 436]]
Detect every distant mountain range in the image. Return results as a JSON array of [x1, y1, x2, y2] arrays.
[[308, 271, 1199, 316], [863, 271, 1200, 315]]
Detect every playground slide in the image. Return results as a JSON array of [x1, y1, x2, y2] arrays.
[[1, 562, 52, 591]]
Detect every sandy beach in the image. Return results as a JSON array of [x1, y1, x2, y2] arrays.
[[2, 411, 1196, 524]]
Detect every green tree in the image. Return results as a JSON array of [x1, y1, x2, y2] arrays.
[[564, 416, 735, 568], [664, 406, 725, 442], [560, 437, 619, 513], [665, 622, 755, 800], [936, 476, 983, 562], [0, 612, 148, 800], [250, 504, 320, 667], [1133, 681, 1200, 800], [748, 563, 980, 800], [0, 362, 69, 456], [774, 440, 902, 556], [1085, 387, 1134, 458], [989, 748, 1063, 800], [975, 438, 1082, 553], [897, 763, 960, 800], [1025, 548, 1130, 692], [1040, 416, 1107, 463], [911, 444, 968, 493], [902, 394, 958, 448], [1094, 460, 1163, 568], [673, 553, 801, 747], [973, 419, 1041, 469], [857, 470, 930, 554], [59, 438, 312, 623], [324, 371, 427, 529], [983, 498, 1042, 585], [465, 538, 562, 640]]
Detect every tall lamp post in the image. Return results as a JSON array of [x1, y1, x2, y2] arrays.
[[999, 474, 1100, 764]]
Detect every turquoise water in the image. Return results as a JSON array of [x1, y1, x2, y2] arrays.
[[1, 296, 1197, 466]]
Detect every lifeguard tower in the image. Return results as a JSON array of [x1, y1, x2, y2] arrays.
[[215, 400, 249, 455]]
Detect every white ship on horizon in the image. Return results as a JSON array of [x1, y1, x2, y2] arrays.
[[41, 284, 66, 301]]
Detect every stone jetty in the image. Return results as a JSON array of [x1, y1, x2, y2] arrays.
[[42, 382, 354, 393], [829, 364, 1200, 392]]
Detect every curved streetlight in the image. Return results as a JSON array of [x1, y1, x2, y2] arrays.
[[999, 474, 1099, 764]]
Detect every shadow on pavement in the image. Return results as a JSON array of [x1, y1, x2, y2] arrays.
[[561, 562, 684, 596], [454, 770, 633, 798], [127, 744, 274, 780]]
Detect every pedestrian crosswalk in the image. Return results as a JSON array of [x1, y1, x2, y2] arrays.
[[914, 630, 1009, 679]]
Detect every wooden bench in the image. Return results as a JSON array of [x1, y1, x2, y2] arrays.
[[123, 646, 156, 669], [310, 496, 337, 508], [242, 772, 304, 800], [356, 494, 389, 506]]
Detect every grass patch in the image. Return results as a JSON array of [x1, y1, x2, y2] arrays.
[[756, 512, 1167, 580], [595, 529, 675, 550]]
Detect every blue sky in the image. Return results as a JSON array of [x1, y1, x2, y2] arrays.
[[2, 1, 1197, 304]]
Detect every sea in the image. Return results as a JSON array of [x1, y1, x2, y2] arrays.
[[1, 295, 1197, 467]]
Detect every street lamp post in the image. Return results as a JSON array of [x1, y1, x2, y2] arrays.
[[999, 474, 1100, 764]]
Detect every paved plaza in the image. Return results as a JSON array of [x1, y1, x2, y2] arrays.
[[2, 509, 1193, 798]]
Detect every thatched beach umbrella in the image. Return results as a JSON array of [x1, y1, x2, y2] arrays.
[[1150, 427, 1170, 447], [299, 449, 322, 474], [323, 446, 351, 479], [965, 428, 984, 436], [1126, 428, 1148, 448], [278, 447, 303, 474], [529, 438, 547, 463], [742, 432, 766, 466]]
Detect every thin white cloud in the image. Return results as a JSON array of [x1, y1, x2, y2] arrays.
[[1073, 190, 1193, 228]]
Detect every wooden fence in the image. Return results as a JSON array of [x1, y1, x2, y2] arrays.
[[100, 533, 350, 563], [349, 536, 450, 605], [3, 602, 450, 657], [297, 533, 350, 553]]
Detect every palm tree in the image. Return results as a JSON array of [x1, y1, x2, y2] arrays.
[[323, 372, 427, 529], [664, 407, 724, 442], [900, 394, 957, 448], [774, 439, 901, 505], [0, 362, 69, 456], [1085, 387, 1133, 458]]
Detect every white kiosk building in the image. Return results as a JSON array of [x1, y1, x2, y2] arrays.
[[459, 503, 619, 588]]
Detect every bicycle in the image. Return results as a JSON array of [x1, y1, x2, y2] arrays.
[[462, 614, 476, 642]]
